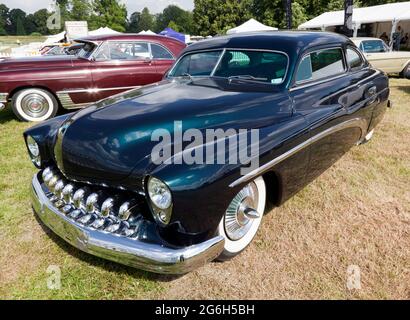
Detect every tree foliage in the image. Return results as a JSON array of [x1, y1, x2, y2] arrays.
[[155, 5, 193, 33], [193, 0, 253, 36], [0, 0, 407, 36], [90, 0, 127, 32]]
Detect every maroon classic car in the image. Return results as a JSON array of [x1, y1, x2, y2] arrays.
[[0, 34, 186, 121]]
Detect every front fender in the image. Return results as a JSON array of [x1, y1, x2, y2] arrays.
[[23, 113, 74, 168]]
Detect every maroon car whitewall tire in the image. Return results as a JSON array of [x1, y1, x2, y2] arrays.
[[11, 88, 59, 122]]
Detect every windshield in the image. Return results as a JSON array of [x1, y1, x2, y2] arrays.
[[169, 49, 288, 84], [77, 42, 97, 59], [361, 40, 388, 53]]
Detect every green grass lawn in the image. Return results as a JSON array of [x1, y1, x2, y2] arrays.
[[0, 79, 409, 299]]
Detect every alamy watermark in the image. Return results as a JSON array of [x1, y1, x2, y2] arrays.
[[346, 265, 361, 290], [47, 2, 61, 31], [46, 265, 61, 290], [151, 121, 260, 176]]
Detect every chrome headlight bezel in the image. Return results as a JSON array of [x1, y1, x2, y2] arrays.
[[26, 135, 41, 168], [146, 176, 173, 225]]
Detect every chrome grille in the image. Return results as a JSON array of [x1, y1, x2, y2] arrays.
[[41, 167, 147, 238]]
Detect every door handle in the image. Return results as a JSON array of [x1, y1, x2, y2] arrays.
[[367, 86, 377, 96], [365, 85, 378, 105]]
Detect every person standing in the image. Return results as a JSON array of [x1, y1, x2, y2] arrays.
[[393, 26, 404, 51], [380, 32, 389, 44]]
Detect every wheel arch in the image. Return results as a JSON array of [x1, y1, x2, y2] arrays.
[[262, 170, 283, 209]]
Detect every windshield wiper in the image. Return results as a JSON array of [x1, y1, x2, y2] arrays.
[[228, 75, 268, 83]]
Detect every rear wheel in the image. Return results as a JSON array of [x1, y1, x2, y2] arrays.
[[216, 176, 266, 261], [11, 88, 58, 122]]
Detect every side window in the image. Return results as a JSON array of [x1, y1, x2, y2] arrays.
[[347, 48, 364, 70], [95, 42, 150, 60], [151, 43, 174, 60], [361, 40, 386, 53], [295, 55, 312, 82], [295, 48, 345, 83]]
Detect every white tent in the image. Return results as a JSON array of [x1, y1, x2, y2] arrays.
[[43, 31, 66, 45], [298, 2, 410, 30], [138, 30, 156, 35], [227, 18, 278, 34], [88, 27, 121, 36]]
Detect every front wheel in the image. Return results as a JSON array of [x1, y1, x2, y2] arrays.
[[11, 88, 58, 122], [216, 176, 266, 261]]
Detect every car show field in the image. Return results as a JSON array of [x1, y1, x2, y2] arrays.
[[0, 77, 408, 299]]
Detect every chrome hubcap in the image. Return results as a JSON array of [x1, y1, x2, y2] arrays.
[[224, 182, 259, 241], [21, 93, 49, 118]]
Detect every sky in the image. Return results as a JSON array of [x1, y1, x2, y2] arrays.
[[0, 0, 195, 14]]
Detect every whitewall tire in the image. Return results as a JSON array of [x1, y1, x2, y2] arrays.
[[216, 176, 266, 261], [12, 88, 58, 122]]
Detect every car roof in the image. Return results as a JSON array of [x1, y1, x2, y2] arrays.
[[75, 33, 184, 44], [185, 31, 351, 54]]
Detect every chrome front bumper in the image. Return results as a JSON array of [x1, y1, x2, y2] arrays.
[[31, 174, 224, 274]]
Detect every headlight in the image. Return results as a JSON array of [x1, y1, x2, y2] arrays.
[[26, 136, 41, 167], [147, 176, 173, 224]]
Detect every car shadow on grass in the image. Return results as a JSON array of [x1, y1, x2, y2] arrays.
[[0, 107, 16, 124], [33, 210, 183, 283]]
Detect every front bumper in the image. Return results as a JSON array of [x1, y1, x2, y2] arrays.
[[31, 173, 224, 274]]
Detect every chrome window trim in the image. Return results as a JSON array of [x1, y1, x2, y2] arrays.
[[167, 49, 225, 78], [93, 40, 152, 62], [148, 42, 176, 60], [168, 48, 290, 85], [92, 40, 176, 62], [229, 118, 368, 188], [346, 45, 366, 71], [290, 64, 377, 93], [78, 40, 103, 61], [293, 46, 347, 87]]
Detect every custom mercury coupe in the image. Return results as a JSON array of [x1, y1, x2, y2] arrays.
[[25, 32, 390, 274], [0, 34, 185, 122]]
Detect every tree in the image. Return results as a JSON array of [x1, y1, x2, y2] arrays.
[[91, 0, 127, 32], [291, 1, 308, 28], [127, 11, 141, 32], [193, 0, 253, 36], [32, 9, 50, 35], [167, 21, 180, 32], [16, 17, 26, 35], [0, 4, 9, 35], [69, 0, 92, 21], [138, 7, 155, 32], [156, 5, 194, 33], [7, 9, 26, 35]]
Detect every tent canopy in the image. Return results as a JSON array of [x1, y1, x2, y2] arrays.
[[138, 30, 156, 35], [159, 28, 185, 43], [227, 18, 278, 34], [43, 31, 66, 45], [299, 1, 410, 29], [88, 27, 121, 36]]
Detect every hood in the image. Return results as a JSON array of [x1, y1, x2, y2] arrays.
[[0, 55, 76, 72], [54, 78, 290, 188]]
